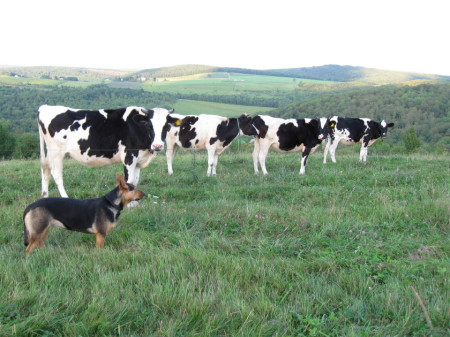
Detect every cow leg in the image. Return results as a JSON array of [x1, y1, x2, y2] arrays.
[[328, 140, 339, 163], [166, 145, 176, 175], [48, 151, 68, 198], [40, 156, 51, 198], [123, 159, 137, 184], [206, 148, 216, 176], [322, 138, 330, 164], [258, 145, 270, 175], [300, 147, 312, 175], [132, 167, 141, 186], [252, 140, 260, 174], [124, 162, 140, 207], [359, 144, 369, 162], [360, 137, 370, 162], [212, 152, 219, 176], [359, 145, 366, 162]]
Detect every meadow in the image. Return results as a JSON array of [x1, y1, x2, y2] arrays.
[[0, 148, 449, 336], [141, 73, 324, 96], [173, 99, 273, 117]]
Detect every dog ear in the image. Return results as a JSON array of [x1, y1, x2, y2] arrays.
[[116, 174, 129, 191]]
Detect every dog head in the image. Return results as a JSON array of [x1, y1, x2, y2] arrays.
[[116, 174, 145, 207]]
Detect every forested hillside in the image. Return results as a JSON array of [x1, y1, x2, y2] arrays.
[[248, 65, 449, 83], [132, 64, 450, 84], [0, 85, 176, 133], [274, 83, 450, 147]]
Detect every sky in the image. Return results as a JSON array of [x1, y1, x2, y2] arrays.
[[1, 0, 449, 76]]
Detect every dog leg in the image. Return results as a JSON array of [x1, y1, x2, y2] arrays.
[[25, 237, 38, 254], [95, 233, 105, 248]]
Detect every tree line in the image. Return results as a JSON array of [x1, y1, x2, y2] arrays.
[[0, 85, 177, 134]]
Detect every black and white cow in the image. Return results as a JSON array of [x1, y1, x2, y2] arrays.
[[38, 105, 179, 197], [323, 116, 395, 163], [248, 115, 332, 175], [165, 113, 254, 176]]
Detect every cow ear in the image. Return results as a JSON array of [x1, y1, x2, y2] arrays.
[[167, 115, 182, 126], [387, 123, 394, 128], [142, 108, 154, 118], [330, 121, 336, 128], [133, 114, 149, 125]]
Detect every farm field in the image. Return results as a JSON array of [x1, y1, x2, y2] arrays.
[[141, 73, 328, 96], [173, 99, 273, 117], [0, 151, 449, 336]]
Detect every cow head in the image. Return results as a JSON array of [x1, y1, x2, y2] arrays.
[[317, 117, 333, 140], [149, 108, 181, 152], [380, 120, 395, 138], [127, 107, 156, 147], [237, 114, 256, 136]]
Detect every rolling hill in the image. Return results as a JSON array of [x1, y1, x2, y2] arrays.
[[2, 64, 449, 84], [131, 64, 450, 84]]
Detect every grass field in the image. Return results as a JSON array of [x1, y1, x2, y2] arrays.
[[173, 99, 273, 117], [141, 73, 326, 96], [0, 151, 449, 336]]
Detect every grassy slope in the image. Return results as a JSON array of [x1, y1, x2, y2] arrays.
[[173, 99, 273, 117], [0, 152, 449, 336], [141, 73, 329, 96]]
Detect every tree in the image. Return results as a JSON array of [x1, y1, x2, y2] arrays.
[[403, 127, 421, 153], [14, 133, 39, 159], [0, 124, 16, 159]]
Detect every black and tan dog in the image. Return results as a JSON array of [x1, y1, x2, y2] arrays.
[[23, 174, 144, 254]]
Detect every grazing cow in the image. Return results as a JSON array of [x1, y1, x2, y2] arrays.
[[323, 116, 395, 163], [165, 114, 254, 176], [248, 115, 332, 175], [38, 105, 180, 197]]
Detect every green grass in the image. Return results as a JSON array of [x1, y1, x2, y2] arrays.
[[0, 75, 59, 86], [0, 152, 449, 336], [173, 99, 273, 117], [0, 75, 101, 88], [141, 73, 324, 96]]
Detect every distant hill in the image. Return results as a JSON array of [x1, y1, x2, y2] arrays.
[[0, 66, 129, 81], [2, 64, 449, 85], [131, 65, 217, 79], [132, 64, 450, 85]]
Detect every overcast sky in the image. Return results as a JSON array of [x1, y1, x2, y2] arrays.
[[1, 0, 449, 75]]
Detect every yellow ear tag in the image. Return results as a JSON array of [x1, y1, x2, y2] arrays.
[[330, 122, 335, 128], [175, 120, 182, 126]]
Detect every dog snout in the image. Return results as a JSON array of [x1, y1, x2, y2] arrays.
[[136, 191, 145, 200]]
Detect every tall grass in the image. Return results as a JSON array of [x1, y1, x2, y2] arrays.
[[0, 151, 449, 336]]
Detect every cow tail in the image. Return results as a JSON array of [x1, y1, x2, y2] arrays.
[[39, 123, 48, 171]]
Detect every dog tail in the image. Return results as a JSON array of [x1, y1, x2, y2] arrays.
[[23, 209, 29, 247]]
